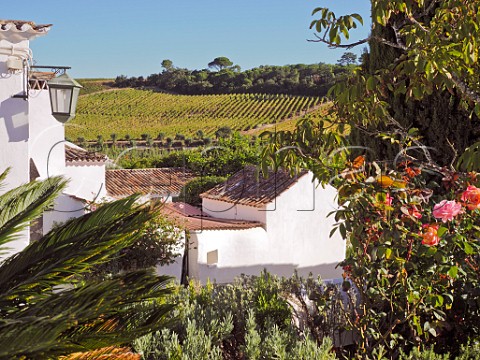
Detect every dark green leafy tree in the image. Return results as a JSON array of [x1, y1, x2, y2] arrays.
[[215, 126, 232, 139], [0, 170, 175, 359], [208, 56, 234, 71], [337, 51, 357, 66], [161, 59, 174, 72]]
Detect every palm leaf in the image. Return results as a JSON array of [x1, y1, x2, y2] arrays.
[[0, 196, 161, 306], [0, 270, 174, 358], [0, 175, 66, 251]]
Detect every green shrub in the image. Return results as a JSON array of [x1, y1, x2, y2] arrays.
[[177, 176, 226, 206]]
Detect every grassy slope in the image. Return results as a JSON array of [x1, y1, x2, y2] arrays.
[[67, 86, 329, 141]]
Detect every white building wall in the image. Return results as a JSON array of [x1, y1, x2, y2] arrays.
[[0, 39, 30, 191], [155, 233, 186, 280], [265, 173, 345, 280], [194, 172, 346, 284], [202, 198, 267, 224], [43, 194, 86, 234], [0, 39, 32, 257], [189, 227, 270, 284], [29, 90, 65, 179], [63, 164, 107, 202]]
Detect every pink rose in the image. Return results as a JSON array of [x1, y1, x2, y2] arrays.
[[432, 200, 462, 222], [461, 185, 480, 210]]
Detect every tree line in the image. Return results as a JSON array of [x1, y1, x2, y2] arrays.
[[112, 57, 354, 97]]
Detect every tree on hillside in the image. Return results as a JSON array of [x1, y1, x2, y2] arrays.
[[208, 56, 234, 71], [161, 59, 174, 71], [336, 51, 357, 66], [215, 125, 233, 139], [0, 170, 174, 358]]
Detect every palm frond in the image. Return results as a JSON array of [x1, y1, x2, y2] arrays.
[[0, 168, 9, 190], [59, 347, 141, 360], [0, 270, 174, 358], [0, 176, 66, 250], [0, 196, 162, 309]]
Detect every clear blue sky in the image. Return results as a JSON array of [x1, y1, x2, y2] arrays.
[[4, 0, 371, 78]]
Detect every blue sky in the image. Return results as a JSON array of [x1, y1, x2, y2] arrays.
[[5, 1, 371, 78]]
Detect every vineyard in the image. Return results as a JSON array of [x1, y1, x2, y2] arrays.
[[66, 88, 327, 141]]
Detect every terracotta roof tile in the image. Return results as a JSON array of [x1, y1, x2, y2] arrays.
[[201, 166, 308, 208], [162, 202, 263, 231], [0, 20, 51, 42], [105, 168, 196, 198], [65, 144, 107, 164]]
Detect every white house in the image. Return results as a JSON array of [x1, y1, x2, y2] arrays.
[[0, 19, 345, 282], [159, 166, 346, 283], [0, 20, 108, 255]]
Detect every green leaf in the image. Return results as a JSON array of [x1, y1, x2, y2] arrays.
[[366, 76, 376, 91], [464, 241, 474, 255], [437, 226, 448, 237], [350, 13, 363, 25], [448, 266, 458, 279]]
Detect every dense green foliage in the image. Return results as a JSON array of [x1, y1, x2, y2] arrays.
[[133, 273, 340, 360], [0, 171, 174, 359], [176, 176, 226, 206], [109, 134, 261, 178], [310, 0, 480, 167], [348, 2, 480, 166], [69, 89, 325, 140], [113, 62, 351, 97], [90, 216, 183, 277], [132, 272, 480, 359]]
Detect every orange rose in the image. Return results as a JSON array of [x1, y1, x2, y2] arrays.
[[461, 185, 480, 210], [421, 224, 440, 246]]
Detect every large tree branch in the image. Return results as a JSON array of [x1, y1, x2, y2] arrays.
[[308, 34, 408, 50]]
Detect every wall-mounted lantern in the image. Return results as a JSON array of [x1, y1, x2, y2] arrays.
[[47, 72, 82, 123]]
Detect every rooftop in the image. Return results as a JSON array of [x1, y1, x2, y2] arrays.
[[201, 166, 308, 208], [162, 202, 263, 231], [105, 168, 197, 199], [0, 20, 51, 42], [65, 144, 107, 164]]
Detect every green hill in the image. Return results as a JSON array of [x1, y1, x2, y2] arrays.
[[67, 88, 327, 141]]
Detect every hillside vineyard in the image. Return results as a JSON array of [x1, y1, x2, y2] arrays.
[[68, 89, 326, 140]]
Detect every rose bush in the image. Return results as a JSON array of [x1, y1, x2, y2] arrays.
[[334, 161, 480, 357]]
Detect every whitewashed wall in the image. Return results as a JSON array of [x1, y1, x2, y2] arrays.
[[29, 90, 65, 179], [195, 172, 346, 283], [63, 163, 107, 202], [189, 227, 269, 283], [0, 39, 32, 257], [265, 173, 345, 280], [202, 198, 267, 223], [0, 39, 30, 192], [43, 194, 86, 234]]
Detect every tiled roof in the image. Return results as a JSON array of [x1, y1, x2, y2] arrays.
[[201, 166, 308, 208], [0, 20, 51, 42], [162, 202, 263, 231], [105, 168, 196, 198], [65, 144, 107, 164]]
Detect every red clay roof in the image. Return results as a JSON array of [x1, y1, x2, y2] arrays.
[[105, 168, 196, 198], [65, 145, 107, 164], [201, 166, 308, 208], [0, 20, 51, 41], [162, 202, 263, 231]]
